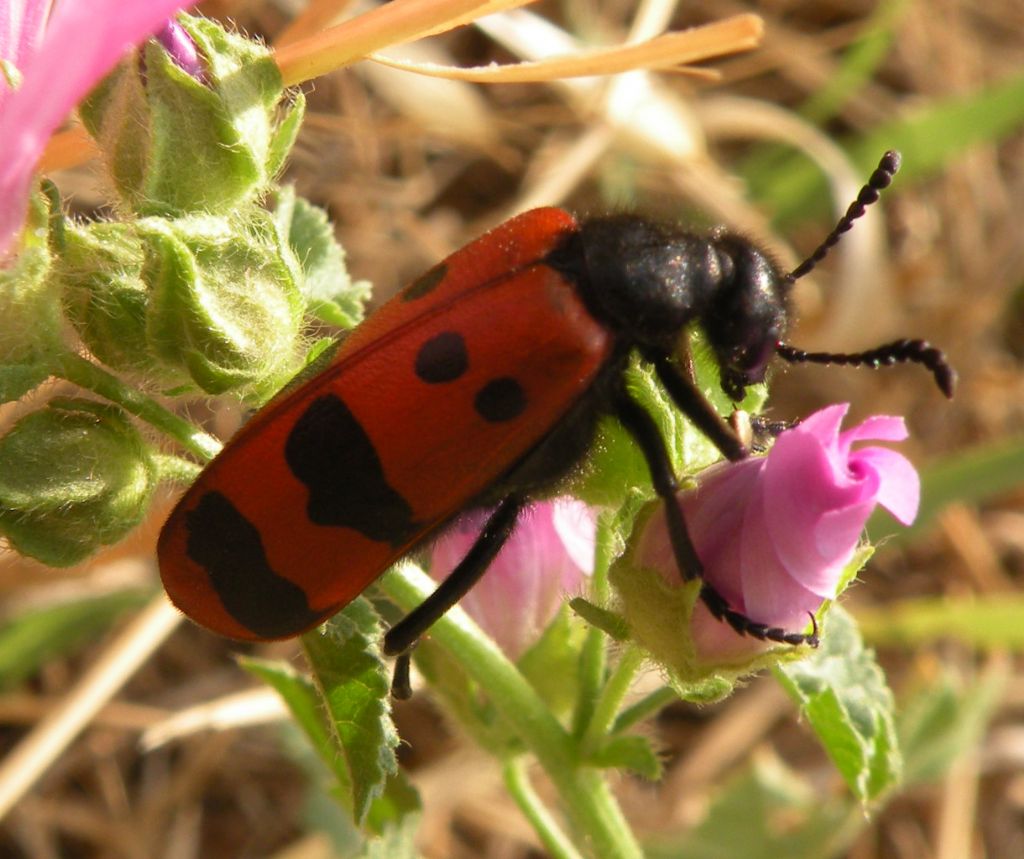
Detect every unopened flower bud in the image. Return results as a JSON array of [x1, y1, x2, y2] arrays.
[[80, 14, 304, 215], [0, 399, 157, 566], [140, 211, 304, 398], [60, 222, 153, 374]]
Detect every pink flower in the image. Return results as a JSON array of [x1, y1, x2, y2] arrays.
[[0, 1, 195, 260], [430, 499, 596, 659], [635, 404, 919, 658]]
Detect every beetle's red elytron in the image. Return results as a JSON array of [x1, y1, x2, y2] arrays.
[[159, 152, 954, 659]]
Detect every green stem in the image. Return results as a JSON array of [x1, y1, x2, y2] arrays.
[[613, 686, 677, 734], [380, 563, 643, 859], [502, 757, 586, 859], [572, 513, 616, 739], [582, 646, 644, 753], [152, 452, 204, 484], [54, 353, 220, 462]]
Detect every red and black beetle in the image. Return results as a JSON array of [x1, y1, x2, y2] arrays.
[[159, 151, 954, 660]]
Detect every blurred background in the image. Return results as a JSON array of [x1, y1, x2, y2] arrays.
[[2, 0, 1024, 856]]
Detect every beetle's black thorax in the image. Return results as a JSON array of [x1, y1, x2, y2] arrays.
[[547, 215, 723, 351]]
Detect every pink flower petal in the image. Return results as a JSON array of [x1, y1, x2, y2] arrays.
[[551, 497, 597, 576], [738, 484, 822, 626], [793, 402, 849, 445], [840, 414, 909, 445], [0, 2, 195, 258], [680, 457, 764, 565], [633, 403, 923, 661], [814, 498, 875, 565], [0, 1, 50, 90], [850, 445, 920, 525], [431, 500, 594, 659], [837, 414, 908, 458], [761, 425, 874, 579]]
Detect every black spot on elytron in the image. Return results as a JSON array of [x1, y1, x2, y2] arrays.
[[415, 331, 468, 384], [475, 377, 527, 423], [186, 491, 320, 638], [403, 263, 448, 301], [285, 394, 419, 546]]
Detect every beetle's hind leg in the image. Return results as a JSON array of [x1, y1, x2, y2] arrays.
[[384, 495, 525, 697]]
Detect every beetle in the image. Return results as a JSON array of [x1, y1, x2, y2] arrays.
[[158, 151, 954, 661]]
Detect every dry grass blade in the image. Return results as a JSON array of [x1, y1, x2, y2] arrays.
[[273, 0, 359, 47], [274, 0, 536, 86], [367, 15, 764, 83], [0, 595, 181, 821]]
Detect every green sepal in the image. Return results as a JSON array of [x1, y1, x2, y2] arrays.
[[267, 93, 307, 179], [568, 597, 630, 642], [0, 365, 51, 405], [0, 398, 157, 566], [59, 222, 153, 374], [140, 210, 304, 400], [585, 734, 663, 780], [0, 189, 60, 366], [79, 59, 150, 206]]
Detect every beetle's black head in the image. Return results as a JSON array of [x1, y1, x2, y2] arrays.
[[702, 233, 790, 401]]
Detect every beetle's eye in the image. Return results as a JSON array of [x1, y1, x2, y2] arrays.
[[735, 335, 776, 379]]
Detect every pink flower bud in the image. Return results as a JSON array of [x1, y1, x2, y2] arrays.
[[430, 499, 596, 659], [632, 404, 919, 662], [153, 20, 206, 81]]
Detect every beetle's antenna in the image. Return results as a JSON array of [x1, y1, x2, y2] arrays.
[[776, 150, 957, 398], [787, 150, 901, 282], [776, 339, 956, 398]]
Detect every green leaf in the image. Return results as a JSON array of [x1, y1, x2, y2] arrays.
[[645, 757, 851, 859], [242, 659, 340, 781], [747, 71, 1024, 226], [517, 605, 587, 717], [245, 599, 398, 827], [798, 0, 906, 124], [276, 186, 371, 329], [586, 734, 662, 780], [578, 330, 759, 509], [857, 593, 1024, 650], [302, 599, 400, 824], [0, 589, 151, 689], [360, 771, 423, 858], [898, 664, 1005, 787], [775, 607, 900, 802]]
